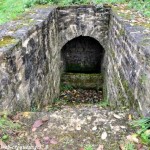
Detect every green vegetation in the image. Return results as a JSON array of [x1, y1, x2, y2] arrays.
[[124, 142, 136, 150], [131, 117, 150, 146], [0, 0, 150, 25], [60, 83, 73, 92], [84, 144, 93, 150], [98, 98, 110, 108], [0, 113, 21, 141], [128, 0, 150, 18]]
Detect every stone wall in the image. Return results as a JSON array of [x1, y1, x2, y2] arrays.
[[0, 6, 60, 111], [107, 9, 150, 116], [0, 5, 150, 115]]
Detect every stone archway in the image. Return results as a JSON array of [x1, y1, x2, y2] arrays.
[[60, 36, 104, 90], [61, 36, 105, 74]]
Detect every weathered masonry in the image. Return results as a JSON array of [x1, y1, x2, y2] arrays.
[[0, 5, 150, 116]]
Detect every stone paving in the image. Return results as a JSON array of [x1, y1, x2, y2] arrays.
[[7, 104, 146, 150]]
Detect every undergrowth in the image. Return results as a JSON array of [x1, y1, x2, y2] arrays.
[[0, 113, 21, 142], [131, 117, 150, 146], [0, 0, 150, 25]]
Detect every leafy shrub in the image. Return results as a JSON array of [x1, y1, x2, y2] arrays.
[[131, 117, 150, 145]]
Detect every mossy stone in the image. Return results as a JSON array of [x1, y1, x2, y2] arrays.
[[0, 36, 17, 48]]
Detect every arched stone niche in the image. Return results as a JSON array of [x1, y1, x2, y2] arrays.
[[61, 36, 105, 73]]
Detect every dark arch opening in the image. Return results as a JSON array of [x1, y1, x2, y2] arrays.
[[61, 36, 105, 73]]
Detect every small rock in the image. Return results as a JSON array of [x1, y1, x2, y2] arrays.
[[101, 131, 107, 140], [43, 128, 48, 132], [97, 144, 104, 150], [42, 116, 49, 122], [113, 114, 122, 119], [87, 116, 92, 121], [120, 126, 126, 129], [92, 126, 97, 131], [113, 126, 120, 132], [76, 125, 81, 131]]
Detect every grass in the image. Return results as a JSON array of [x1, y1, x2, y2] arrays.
[[0, 113, 22, 141], [0, 0, 150, 25], [131, 117, 150, 146], [0, 0, 27, 24], [124, 142, 136, 150], [84, 144, 93, 150], [60, 84, 74, 92]]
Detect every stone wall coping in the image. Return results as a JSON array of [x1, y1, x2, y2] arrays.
[[111, 9, 150, 55], [0, 6, 55, 52]]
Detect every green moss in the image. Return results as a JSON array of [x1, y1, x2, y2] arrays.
[[119, 29, 125, 36], [61, 73, 103, 90], [139, 74, 148, 85], [0, 36, 17, 48]]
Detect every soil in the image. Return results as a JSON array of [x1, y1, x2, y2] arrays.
[[2, 89, 149, 150]]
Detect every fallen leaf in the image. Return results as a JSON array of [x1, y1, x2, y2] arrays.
[[43, 136, 50, 144], [126, 134, 139, 143], [12, 113, 22, 120], [22, 112, 31, 118], [32, 128, 37, 132], [0, 139, 7, 149], [101, 131, 107, 140], [32, 120, 43, 128], [50, 138, 58, 145], [97, 144, 104, 150], [119, 144, 125, 150], [128, 114, 132, 120], [35, 138, 41, 149], [79, 148, 84, 150], [137, 143, 143, 150]]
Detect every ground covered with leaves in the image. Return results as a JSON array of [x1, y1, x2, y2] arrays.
[[0, 89, 149, 150]]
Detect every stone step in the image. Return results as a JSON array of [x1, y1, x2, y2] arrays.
[[61, 73, 103, 90]]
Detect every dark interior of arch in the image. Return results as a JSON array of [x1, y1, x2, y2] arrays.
[[61, 36, 105, 73]]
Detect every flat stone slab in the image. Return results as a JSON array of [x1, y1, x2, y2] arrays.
[[61, 73, 103, 90], [6, 104, 148, 150]]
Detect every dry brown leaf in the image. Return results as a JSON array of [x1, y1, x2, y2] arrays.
[[128, 114, 132, 120], [79, 148, 84, 150], [35, 138, 41, 149], [50, 138, 58, 145], [32, 120, 43, 128], [119, 144, 125, 150], [43, 136, 50, 144], [137, 143, 143, 150], [32, 127, 37, 132], [126, 134, 139, 143], [97, 144, 104, 150], [22, 112, 31, 118], [0, 139, 7, 149]]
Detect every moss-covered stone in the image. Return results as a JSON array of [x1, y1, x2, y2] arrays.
[[61, 73, 103, 90], [0, 36, 17, 48]]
